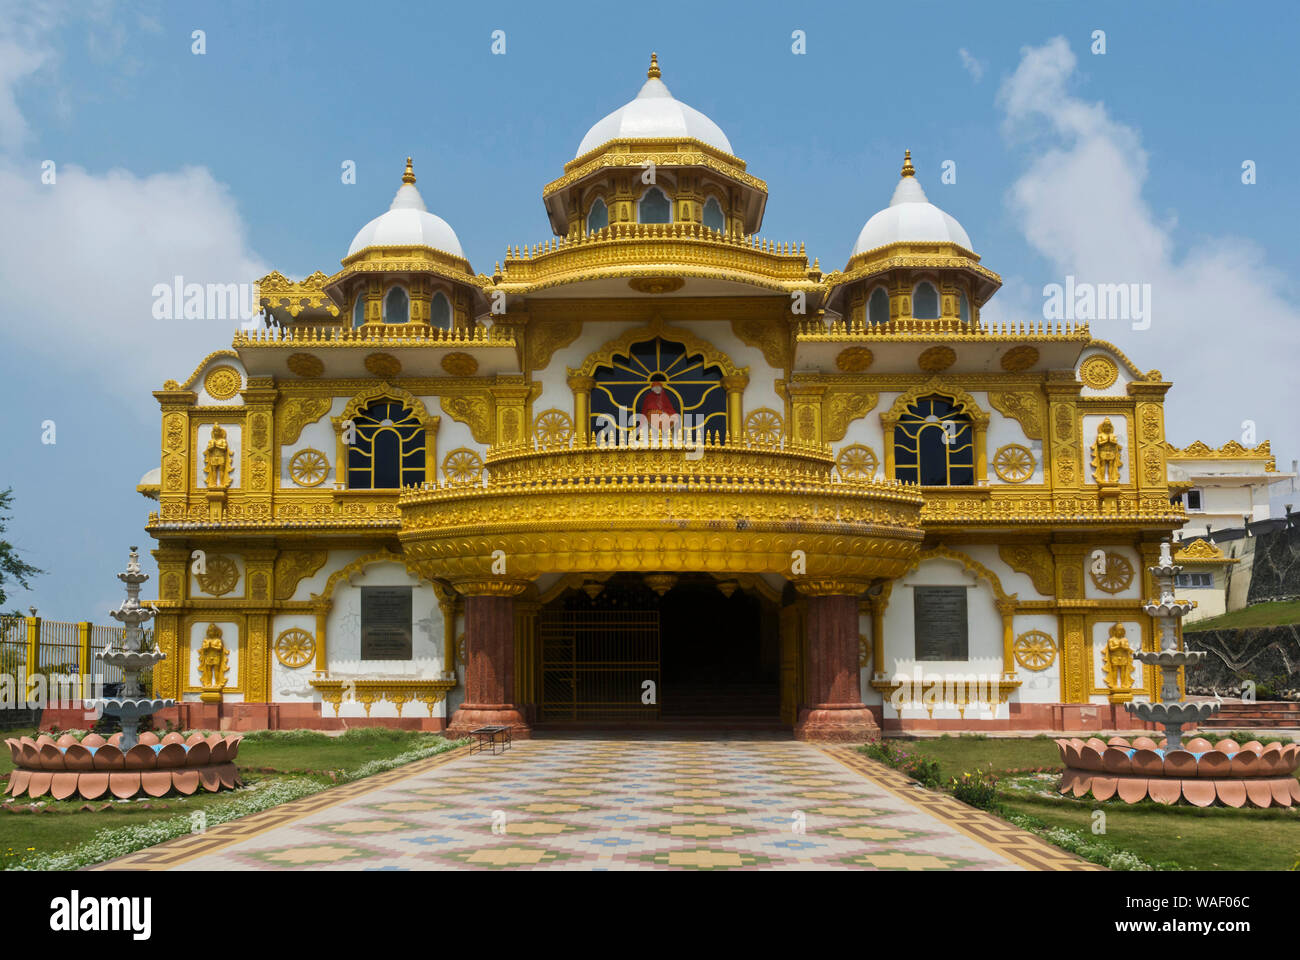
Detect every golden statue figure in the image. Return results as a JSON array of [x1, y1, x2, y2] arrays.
[[1101, 623, 1135, 702], [199, 623, 230, 701], [1091, 417, 1122, 485], [203, 424, 233, 490]]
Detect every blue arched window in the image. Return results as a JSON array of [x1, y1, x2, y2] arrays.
[[430, 291, 452, 330], [346, 400, 425, 489], [384, 286, 409, 323], [868, 287, 891, 325], [893, 394, 975, 486], [638, 187, 671, 224], [702, 196, 725, 232], [587, 197, 609, 232], [590, 338, 726, 440], [352, 295, 366, 328], [912, 282, 940, 319]]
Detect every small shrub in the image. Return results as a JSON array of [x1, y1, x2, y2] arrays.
[[950, 767, 999, 809]]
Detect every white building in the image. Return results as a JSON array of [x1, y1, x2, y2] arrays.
[[1166, 440, 1294, 537]]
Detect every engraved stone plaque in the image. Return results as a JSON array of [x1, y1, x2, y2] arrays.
[[361, 586, 413, 660], [913, 586, 968, 661]]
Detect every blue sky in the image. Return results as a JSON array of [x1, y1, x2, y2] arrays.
[[0, 0, 1297, 618]]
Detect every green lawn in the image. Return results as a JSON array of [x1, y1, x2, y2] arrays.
[[879, 735, 1300, 870], [1, 727, 462, 869], [1186, 598, 1300, 632]]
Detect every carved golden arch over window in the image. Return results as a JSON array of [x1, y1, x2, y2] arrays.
[[331, 381, 440, 489], [308, 549, 422, 677], [881, 377, 990, 484], [566, 317, 750, 439]]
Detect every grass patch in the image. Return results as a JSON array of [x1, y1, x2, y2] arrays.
[[862, 735, 1300, 871], [1186, 598, 1300, 632], [1, 727, 467, 870]]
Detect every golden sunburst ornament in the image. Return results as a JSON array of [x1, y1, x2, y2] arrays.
[[1089, 550, 1134, 594], [835, 444, 878, 481], [288, 448, 330, 487], [274, 628, 316, 668], [1079, 355, 1118, 390], [993, 444, 1035, 483], [203, 365, 242, 400], [442, 448, 484, 485], [1013, 630, 1057, 671], [744, 408, 783, 444]]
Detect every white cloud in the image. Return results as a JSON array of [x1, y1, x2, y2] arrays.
[[996, 37, 1299, 455], [958, 48, 985, 83]]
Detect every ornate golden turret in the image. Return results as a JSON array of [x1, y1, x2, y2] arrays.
[[900, 149, 915, 178], [402, 156, 416, 185], [647, 52, 661, 79]]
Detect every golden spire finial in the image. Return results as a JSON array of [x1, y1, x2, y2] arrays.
[[648, 52, 661, 79], [900, 149, 915, 178], [402, 156, 416, 185]]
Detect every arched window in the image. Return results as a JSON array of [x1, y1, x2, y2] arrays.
[[587, 197, 609, 232], [868, 287, 891, 325], [589, 337, 726, 440], [959, 291, 971, 324], [383, 286, 409, 324], [430, 291, 452, 330], [912, 282, 940, 319], [894, 394, 975, 486], [638, 187, 671, 224], [702, 196, 725, 232], [346, 399, 425, 489], [352, 295, 366, 328]]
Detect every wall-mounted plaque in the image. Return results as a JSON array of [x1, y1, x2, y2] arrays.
[[361, 586, 413, 660], [913, 586, 968, 661]]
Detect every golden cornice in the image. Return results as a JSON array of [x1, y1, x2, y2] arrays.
[[1173, 537, 1236, 564], [256, 270, 342, 317], [919, 491, 1185, 528], [337, 244, 475, 279], [234, 323, 513, 351], [546, 138, 765, 196], [835, 242, 1002, 301], [795, 316, 1091, 344], [1165, 439, 1274, 462]]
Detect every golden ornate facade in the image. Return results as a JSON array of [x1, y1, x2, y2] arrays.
[[141, 56, 1187, 736]]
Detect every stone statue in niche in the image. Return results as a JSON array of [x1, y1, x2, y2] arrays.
[[1102, 623, 1135, 701], [203, 424, 234, 490], [199, 622, 230, 698], [1091, 417, 1122, 485]]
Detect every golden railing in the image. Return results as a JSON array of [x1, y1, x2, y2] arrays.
[[795, 316, 1092, 341], [233, 322, 515, 348]]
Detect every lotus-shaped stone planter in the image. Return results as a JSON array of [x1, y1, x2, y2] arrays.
[[1056, 736, 1300, 808], [4, 731, 244, 802]]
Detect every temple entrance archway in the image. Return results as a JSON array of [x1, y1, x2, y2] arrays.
[[532, 574, 781, 727]]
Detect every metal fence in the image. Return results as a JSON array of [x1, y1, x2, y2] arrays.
[[0, 615, 148, 695]]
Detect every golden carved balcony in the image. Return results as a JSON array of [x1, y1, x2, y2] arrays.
[[398, 435, 925, 586], [233, 322, 514, 349], [491, 221, 819, 294], [795, 316, 1093, 344]]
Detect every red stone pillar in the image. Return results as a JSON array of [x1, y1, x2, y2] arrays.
[[793, 581, 879, 742], [446, 581, 532, 739]]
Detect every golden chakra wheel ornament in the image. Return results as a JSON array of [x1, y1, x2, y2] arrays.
[[743, 407, 783, 444], [195, 555, 239, 596], [203, 365, 242, 400], [442, 447, 484, 485], [1013, 630, 1057, 671], [1079, 355, 1119, 391], [441, 352, 479, 377], [1089, 550, 1134, 594], [286, 353, 324, 378], [288, 448, 330, 487], [364, 352, 402, 378], [999, 345, 1039, 372], [274, 628, 316, 669], [534, 408, 574, 444], [917, 346, 956, 372], [992, 444, 1036, 483], [835, 347, 873, 372], [835, 444, 878, 481]]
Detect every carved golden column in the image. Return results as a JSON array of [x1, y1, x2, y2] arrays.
[[312, 603, 329, 676], [1052, 541, 1089, 702], [241, 378, 278, 512], [786, 382, 826, 446], [153, 613, 181, 700], [243, 548, 277, 703], [1045, 371, 1084, 498], [972, 407, 991, 484], [492, 380, 533, 447], [865, 584, 892, 680], [151, 544, 190, 700], [996, 596, 1018, 679], [433, 581, 458, 678], [568, 374, 595, 440], [1129, 379, 1172, 498], [721, 373, 749, 439], [154, 383, 197, 522]]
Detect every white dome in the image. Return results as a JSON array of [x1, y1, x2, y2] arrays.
[[347, 161, 465, 260], [851, 155, 973, 257], [576, 55, 733, 158]]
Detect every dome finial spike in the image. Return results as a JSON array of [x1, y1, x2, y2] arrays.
[[402, 156, 416, 185], [901, 149, 915, 179], [648, 52, 661, 80]]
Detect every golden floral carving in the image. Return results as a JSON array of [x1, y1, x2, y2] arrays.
[[527, 318, 583, 371], [250, 414, 268, 449], [364, 353, 402, 378], [834, 347, 873, 372], [249, 571, 269, 601], [441, 352, 479, 376], [1054, 406, 1074, 441], [274, 550, 329, 601], [1079, 355, 1119, 390], [203, 365, 242, 401], [286, 353, 325, 378], [988, 392, 1044, 440], [997, 544, 1054, 597], [822, 391, 877, 443], [999, 345, 1039, 372], [164, 415, 186, 451], [730, 317, 789, 369], [277, 396, 331, 444], [439, 393, 493, 444], [628, 277, 685, 293], [917, 346, 956, 372]]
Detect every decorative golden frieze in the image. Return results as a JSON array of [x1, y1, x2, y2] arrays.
[[988, 391, 1045, 440], [439, 393, 494, 444], [997, 544, 1055, 597], [277, 396, 332, 444], [310, 678, 456, 717], [730, 316, 791, 369], [273, 550, 329, 601]]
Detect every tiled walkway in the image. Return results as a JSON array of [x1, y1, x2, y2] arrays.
[[99, 738, 1097, 871]]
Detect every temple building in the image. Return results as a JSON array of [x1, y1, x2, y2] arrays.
[[138, 55, 1194, 738]]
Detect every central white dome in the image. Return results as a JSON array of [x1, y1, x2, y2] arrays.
[[851, 152, 973, 257], [347, 159, 465, 260], [576, 54, 733, 158]]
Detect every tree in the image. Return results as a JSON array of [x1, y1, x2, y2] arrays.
[[0, 488, 42, 610]]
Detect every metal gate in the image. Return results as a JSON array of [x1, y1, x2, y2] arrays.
[[538, 609, 660, 722]]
